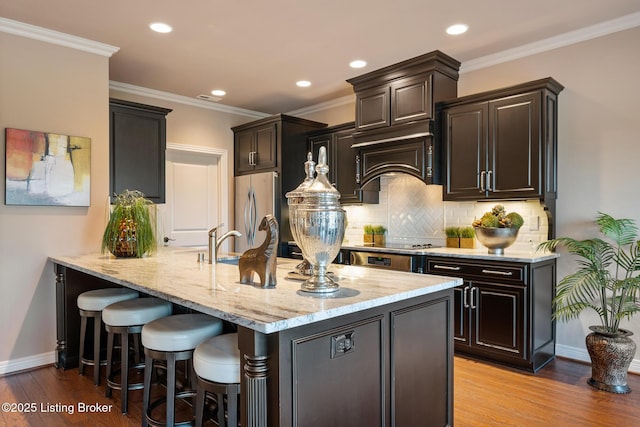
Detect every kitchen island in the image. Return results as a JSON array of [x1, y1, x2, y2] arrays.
[[50, 247, 462, 427]]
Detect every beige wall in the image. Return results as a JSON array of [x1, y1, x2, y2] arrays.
[[302, 27, 640, 367], [0, 33, 110, 366]]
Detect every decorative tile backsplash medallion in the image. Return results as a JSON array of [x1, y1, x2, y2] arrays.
[[343, 173, 549, 252]]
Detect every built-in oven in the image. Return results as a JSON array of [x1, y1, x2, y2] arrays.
[[349, 251, 424, 273]]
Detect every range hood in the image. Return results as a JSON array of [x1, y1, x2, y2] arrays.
[[346, 50, 461, 186]]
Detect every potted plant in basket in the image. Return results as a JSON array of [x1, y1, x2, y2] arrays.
[[101, 189, 157, 258], [537, 212, 640, 393], [459, 226, 476, 249], [445, 226, 460, 248]]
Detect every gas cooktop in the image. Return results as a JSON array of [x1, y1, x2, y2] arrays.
[[356, 243, 442, 251]]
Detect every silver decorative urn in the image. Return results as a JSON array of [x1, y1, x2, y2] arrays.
[[288, 147, 346, 293], [285, 152, 316, 276]]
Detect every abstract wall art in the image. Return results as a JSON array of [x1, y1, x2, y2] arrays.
[[5, 128, 91, 206]]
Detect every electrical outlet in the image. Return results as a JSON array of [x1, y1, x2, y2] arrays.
[[529, 216, 540, 231]]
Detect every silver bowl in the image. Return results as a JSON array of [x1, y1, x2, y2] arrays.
[[474, 226, 519, 254]]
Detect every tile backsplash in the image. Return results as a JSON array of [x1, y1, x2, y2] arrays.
[[343, 174, 549, 252]]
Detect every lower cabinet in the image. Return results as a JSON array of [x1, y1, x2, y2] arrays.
[[427, 256, 556, 372], [272, 290, 453, 426]]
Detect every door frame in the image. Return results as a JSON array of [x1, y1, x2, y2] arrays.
[[166, 142, 230, 240]]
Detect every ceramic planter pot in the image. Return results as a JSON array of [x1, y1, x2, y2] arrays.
[[586, 326, 636, 393]]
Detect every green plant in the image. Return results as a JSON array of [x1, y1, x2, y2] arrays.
[[364, 224, 374, 235], [459, 226, 476, 238], [373, 225, 387, 235], [537, 212, 640, 333], [472, 204, 524, 229], [445, 226, 461, 238], [101, 189, 157, 258]]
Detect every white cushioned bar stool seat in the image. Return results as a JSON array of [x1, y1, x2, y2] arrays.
[[102, 298, 173, 414], [77, 288, 139, 385], [193, 333, 240, 427], [141, 313, 224, 427]]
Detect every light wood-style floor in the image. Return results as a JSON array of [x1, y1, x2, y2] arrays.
[[1, 356, 639, 426]]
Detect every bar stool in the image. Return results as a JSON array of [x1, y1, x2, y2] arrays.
[[193, 333, 240, 427], [77, 288, 139, 385], [142, 313, 224, 427], [102, 298, 173, 414]]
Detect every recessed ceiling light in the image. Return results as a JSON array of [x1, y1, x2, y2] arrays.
[[211, 89, 226, 97], [446, 24, 468, 35], [296, 80, 311, 88], [350, 60, 367, 69], [150, 22, 173, 33]]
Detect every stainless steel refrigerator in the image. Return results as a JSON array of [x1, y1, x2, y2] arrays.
[[234, 171, 279, 253]]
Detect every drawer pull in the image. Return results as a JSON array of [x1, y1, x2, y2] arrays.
[[433, 265, 461, 271], [482, 269, 513, 276]]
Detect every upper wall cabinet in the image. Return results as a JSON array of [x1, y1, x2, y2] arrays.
[[346, 51, 460, 187], [109, 98, 172, 204], [232, 114, 326, 177], [347, 50, 460, 141], [441, 78, 563, 202], [307, 122, 378, 204]]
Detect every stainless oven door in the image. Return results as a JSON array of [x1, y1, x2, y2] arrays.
[[349, 251, 414, 272]]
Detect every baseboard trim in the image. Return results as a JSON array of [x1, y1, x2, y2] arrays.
[[0, 352, 56, 376], [556, 344, 640, 374]]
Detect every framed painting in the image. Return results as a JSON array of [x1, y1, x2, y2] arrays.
[[5, 128, 91, 206]]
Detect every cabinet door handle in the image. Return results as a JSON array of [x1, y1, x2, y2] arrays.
[[486, 170, 493, 191], [433, 264, 461, 271], [462, 286, 470, 308], [470, 287, 478, 310], [480, 171, 486, 192], [355, 155, 361, 184], [426, 144, 433, 178], [481, 269, 513, 276], [248, 151, 254, 166]]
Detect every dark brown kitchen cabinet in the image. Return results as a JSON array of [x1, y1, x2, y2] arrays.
[[280, 289, 453, 426], [441, 78, 563, 202], [426, 256, 556, 372], [347, 51, 460, 188], [109, 98, 172, 203], [308, 122, 378, 204], [348, 51, 460, 135], [233, 114, 326, 177], [234, 122, 277, 174]]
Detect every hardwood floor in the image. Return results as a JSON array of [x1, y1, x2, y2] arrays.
[[1, 356, 639, 426]]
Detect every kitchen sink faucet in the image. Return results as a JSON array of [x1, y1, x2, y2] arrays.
[[208, 224, 242, 265]]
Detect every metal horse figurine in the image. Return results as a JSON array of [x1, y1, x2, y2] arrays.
[[239, 214, 279, 287]]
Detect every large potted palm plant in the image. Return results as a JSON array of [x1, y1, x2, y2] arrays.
[[101, 189, 157, 258], [538, 212, 640, 393]]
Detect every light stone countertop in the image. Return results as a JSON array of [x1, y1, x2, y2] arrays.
[[49, 247, 461, 334], [341, 244, 559, 263]]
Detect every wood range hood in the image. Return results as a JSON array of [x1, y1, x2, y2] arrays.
[[346, 50, 461, 187]]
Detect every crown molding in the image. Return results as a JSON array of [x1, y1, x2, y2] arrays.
[[461, 11, 640, 73], [286, 94, 355, 116], [109, 81, 269, 119], [0, 17, 119, 57]]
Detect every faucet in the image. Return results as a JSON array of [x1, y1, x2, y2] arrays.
[[208, 224, 242, 265]]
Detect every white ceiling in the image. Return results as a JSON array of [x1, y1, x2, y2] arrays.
[[2, 0, 640, 114]]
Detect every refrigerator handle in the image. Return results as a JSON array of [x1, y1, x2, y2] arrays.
[[244, 189, 253, 247], [249, 190, 257, 247]]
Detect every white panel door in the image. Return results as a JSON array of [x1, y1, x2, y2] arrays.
[[163, 149, 219, 247]]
